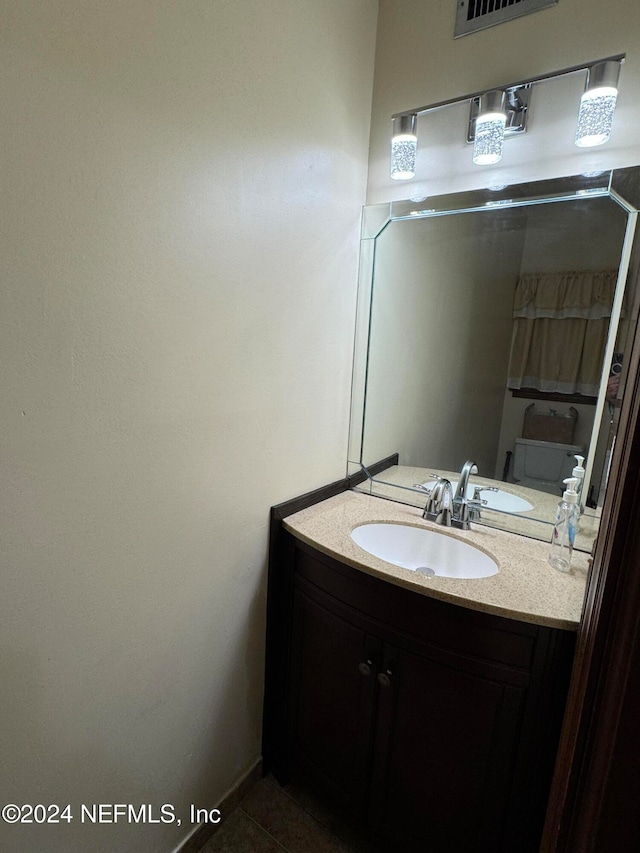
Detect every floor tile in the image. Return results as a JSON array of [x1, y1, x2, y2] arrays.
[[277, 779, 380, 853], [241, 777, 355, 853], [199, 809, 285, 853]]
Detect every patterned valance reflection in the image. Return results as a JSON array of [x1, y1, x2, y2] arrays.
[[507, 270, 619, 397]]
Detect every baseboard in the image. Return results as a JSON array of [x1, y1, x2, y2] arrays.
[[174, 758, 263, 853]]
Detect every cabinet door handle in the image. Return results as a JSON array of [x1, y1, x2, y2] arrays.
[[358, 660, 373, 677], [377, 669, 393, 688]]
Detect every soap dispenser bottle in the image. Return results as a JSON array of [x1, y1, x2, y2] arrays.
[[549, 478, 580, 573], [572, 455, 586, 506]]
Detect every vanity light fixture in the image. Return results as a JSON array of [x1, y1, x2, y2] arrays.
[[391, 114, 418, 180], [389, 54, 624, 180], [575, 60, 621, 148]]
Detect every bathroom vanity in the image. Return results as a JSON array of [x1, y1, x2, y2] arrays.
[[264, 487, 587, 853], [262, 170, 640, 851], [260, 168, 640, 850]]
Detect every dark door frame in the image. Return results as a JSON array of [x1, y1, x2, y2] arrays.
[[542, 237, 640, 850]]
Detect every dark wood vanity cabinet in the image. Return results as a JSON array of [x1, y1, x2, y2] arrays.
[[264, 534, 576, 853]]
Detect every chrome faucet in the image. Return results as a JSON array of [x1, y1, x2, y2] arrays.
[[418, 463, 485, 530], [454, 460, 479, 505], [451, 460, 485, 528]]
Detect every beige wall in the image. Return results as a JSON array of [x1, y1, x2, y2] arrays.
[[369, 0, 640, 203], [0, 2, 377, 851], [363, 209, 525, 475]]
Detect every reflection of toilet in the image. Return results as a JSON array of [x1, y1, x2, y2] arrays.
[[513, 438, 583, 495]]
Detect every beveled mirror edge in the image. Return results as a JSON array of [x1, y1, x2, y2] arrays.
[[582, 209, 638, 506]]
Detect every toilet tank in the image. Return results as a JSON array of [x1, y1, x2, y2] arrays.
[[513, 438, 583, 493]]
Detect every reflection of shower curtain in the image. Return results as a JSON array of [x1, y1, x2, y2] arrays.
[[507, 270, 618, 396]]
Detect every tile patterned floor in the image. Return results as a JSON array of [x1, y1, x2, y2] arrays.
[[198, 776, 379, 853]]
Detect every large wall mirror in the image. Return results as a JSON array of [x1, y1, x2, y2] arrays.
[[348, 169, 640, 551]]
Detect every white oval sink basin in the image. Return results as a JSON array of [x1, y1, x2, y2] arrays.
[[422, 480, 533, 513], [350, 523, 498, 579]]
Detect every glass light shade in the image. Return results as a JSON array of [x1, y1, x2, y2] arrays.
[[575, 87, 618, 147], [473, 113, 506, 166], [391, 114, 417, 180], [391, 135, 417, 180]]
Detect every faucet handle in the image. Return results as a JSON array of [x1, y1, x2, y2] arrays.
[[472, 485, 498, 501], [435, 480, 453, 527], [458, 497, 485, 525], [413, 475, 444, 495]]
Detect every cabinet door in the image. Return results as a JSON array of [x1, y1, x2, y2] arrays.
[[288, 584, 381, 816], [370, 643, 527, 853]]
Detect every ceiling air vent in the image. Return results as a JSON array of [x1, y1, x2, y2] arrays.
[[455, 0, 558, 38]]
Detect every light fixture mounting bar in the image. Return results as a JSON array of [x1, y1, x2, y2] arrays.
[[391, 54, 625, 121], [467, 85, 531, 143]]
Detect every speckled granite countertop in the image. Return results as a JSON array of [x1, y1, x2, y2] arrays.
[[283, 490, 589, 631]]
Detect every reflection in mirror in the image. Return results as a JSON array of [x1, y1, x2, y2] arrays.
[[349, 172, 640, 551]]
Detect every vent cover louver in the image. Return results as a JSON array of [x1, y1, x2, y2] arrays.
[[455, 0, 558, 38]]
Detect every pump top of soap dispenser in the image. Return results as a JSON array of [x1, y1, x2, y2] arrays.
[[562, 478, 579, 504], [573, 455, 585, 477]]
